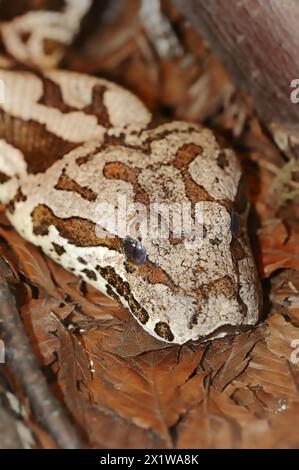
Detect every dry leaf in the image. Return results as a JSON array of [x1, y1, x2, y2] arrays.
[[82, 345, 204, 447], [259, 221, 299, 277], [0, 224, 58, 296], [203, 330, 264, 391], [21, 297, 64, 365], [266, 313, 299, 362], [55, 321, 91, 427], [177, 387, 256, 449], [240, 340, 298, 400]]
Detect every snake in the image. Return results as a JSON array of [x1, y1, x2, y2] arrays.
[[0, 1, 261, 344]]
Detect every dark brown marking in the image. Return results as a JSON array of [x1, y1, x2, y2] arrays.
[[195, 276, 237, 308], [234, 175, 248, 214], [20, 32, 31, 44], [38, 77, 75, 113], [31, 204, 122, 249], [209, 237, 222, 246], [100, 126, 201, 160], [173, 143, 235, 216], [0, 110, 78, 174], [6, 187, 27, 214], [42, 38, 63, 56], [38, 80, 111, 129], [230, 238, 246, 262], [137, 260, 177, 290], [83, 85, 111, 128], [145, 126, 199, 151], [168, 236, 184, 246], [0, 0, 65, 21], [211, 275, 236, 297], [77, 256, 87, 265], [76, 155, 92, 166], [55, 171, 97, 202], [188, 313, 198, 329], [106, 284, 121, 304], [103, 161, 150, 205], [0, 171, 10, 184], [173, 143, 203, 169], [103, 161, 136, 183], [174, 143, 214, 205], [82, 268, 97, 281], [184, 172, 214, 204], [154, 322, 174, 342], [101, 132, 149, 154], [96, 264, 149, 324], [236, 291, 249, 319], [216, 151, 229, 169], [52, 242, 65, 256]]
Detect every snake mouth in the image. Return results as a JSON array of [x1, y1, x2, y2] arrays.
[[195, 322, 258, 342]]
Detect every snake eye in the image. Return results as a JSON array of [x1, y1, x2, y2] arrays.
[[122, 236, 147, 265]]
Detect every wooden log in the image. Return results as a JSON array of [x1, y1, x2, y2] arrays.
[[173, 0, 299, 156]]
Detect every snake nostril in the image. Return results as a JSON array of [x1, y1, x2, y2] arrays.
[[122, 236, 147, 265]]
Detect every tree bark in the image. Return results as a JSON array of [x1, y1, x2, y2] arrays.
[[173, 0, 299, 156]]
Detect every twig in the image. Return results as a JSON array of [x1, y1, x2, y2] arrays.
[[0, 256, 84, 449]]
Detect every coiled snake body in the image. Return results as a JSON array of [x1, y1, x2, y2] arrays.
[[0, 3, 261, 344]]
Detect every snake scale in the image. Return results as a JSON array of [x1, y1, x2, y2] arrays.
[[0, 1, 261, 344]]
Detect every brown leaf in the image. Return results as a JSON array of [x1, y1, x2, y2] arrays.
[[21, 296, 64, 365], [205, 330, 264, 391], [82, 344, 205, 447], [259, 221, 299, 277], [82, 315, 173, 358], [177, 381, 296, 449], [270, 269, 299, 326], [83, 406, 163, 449], [240, 340, 298, 400], [0, 224, 58, 296], [177, 387, 255, 449], [55, 321, 91, 427], [46, 257, 125, 321], [266, 313, 299, 363]]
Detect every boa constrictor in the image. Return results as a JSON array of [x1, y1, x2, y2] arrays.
[[0, 2, 261, 344]]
